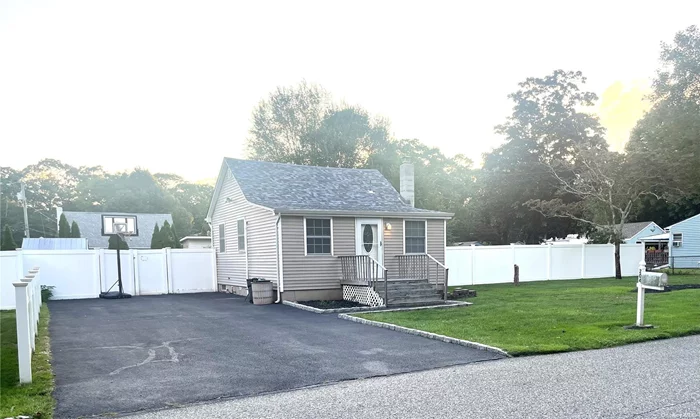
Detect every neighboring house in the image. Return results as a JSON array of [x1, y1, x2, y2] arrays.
[[621, 221, 664, 244], [667, 214, 700, 268], [21, 238, 88, 250], [180, 236, 212, 249], [454, 241, 484, 246], [58, 208, 173, 249], [543, 234, 588, 245], [207, 158, 453, 305]]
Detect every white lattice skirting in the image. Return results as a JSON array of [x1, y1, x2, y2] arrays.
[[343, 285, 384, 307]]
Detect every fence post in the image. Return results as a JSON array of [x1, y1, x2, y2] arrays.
[[511, 244, 516, 279], [29, 268, 40, 326], [546, 244, 552, 280], [92, 250, 102, 297], [580, 243, 586, 279], [210, 249, 218, 292], [165, 248, 174, 294], [13, 282, 32, 384], [20, 276, 36, 351], [470, 244, 475, 286], [132, 249, 140, 296], [98, 248, 107, 293]]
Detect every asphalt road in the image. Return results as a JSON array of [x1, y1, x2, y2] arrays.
[[48, 294, 501, 418], [128, 335, 700, 419]]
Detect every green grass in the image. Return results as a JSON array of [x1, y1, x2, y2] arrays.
[[356, 275, 700, 356], [1, 305, 54, 419]]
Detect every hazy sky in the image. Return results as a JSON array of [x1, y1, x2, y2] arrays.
[[1, 1, 698, 180]]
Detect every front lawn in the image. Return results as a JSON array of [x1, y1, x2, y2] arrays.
[[0, 305, 54, 419], [355, 275, 700, 356]]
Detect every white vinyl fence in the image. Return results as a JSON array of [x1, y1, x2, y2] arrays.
[[446, 243, 644, 286], [0, 248, 216, 309], [13, 267, 42, 383]]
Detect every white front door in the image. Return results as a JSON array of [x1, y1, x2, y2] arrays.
[[355, 218, 383, 268]]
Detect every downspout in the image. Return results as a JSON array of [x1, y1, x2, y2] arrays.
[[275, 214, 284, 303]]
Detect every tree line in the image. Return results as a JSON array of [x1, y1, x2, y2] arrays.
[[1, 162, 213, 248], [246, 26, 699, 258], [1, 26, 697, 265]]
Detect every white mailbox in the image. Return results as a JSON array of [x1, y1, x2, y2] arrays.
[[629, 261, 670, 328], [639, 272, 668, 290]]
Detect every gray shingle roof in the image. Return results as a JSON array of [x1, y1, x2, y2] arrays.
[[621, 222, 656, 239], [224, 158, 449, 216], [63, 211, 173, 249]]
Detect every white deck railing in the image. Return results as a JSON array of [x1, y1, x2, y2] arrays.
[[13, 267, 41, 384]]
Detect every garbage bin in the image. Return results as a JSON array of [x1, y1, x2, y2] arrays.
[[251, 279, 274, 305]]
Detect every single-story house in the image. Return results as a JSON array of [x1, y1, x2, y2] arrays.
[[180, 236, 212, 249], [622, 221, 664, 244], [58, 208, 173, 249], [641, 213, 700, 269], [206, 158, 453, 304]]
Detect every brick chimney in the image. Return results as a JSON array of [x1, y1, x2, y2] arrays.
[[400, 161, 414, 207]]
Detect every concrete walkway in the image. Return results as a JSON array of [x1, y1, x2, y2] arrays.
[[128, 335, 700, 418]]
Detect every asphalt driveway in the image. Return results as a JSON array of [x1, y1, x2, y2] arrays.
[[49, 294, 502, 418]]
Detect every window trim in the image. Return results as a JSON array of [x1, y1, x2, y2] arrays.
[[403, 219, 427, 255], [237, 218, 246, 252], [218, 223, 226, 253], [101, 215, 139, 236], [303, 217, 334, 256]]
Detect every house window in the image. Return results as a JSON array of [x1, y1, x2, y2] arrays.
[[103, 216, 137, 235], [237, 219, 245, 251], [405, 220, 426, 254], [306, 218, 331, 255], [219, 224, 226, 252], [673, 233, 683, 247]]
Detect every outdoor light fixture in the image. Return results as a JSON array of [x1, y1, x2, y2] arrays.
[[385, 222, 392, 231]]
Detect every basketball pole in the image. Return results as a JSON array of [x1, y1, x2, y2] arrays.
[[116, 237, 124, 295]]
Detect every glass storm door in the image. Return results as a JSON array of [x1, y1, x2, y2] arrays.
[[355, 219, 383, 275]]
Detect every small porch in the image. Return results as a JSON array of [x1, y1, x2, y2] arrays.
[[641, 232, 670, 268], [338, 254, 449, 307]]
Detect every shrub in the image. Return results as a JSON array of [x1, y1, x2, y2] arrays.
[[41, 285, 55, 301]]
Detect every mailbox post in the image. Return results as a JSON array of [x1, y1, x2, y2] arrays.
[[627, 260, 668, 329]]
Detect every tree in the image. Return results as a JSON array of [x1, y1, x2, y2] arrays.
[[247, 81, 391, 168], [478, 70, 609, 244], [626, 25, 700, 223], [1, 225, 17, 250], [108, 234, 129, 250], [58, 213, 71, 238], [159, 220, 176, 248], [70, 221, 81, 238], [527, 148, 659, 279], [151, 223, 161, 249]]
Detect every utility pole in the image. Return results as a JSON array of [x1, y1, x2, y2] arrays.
[[17, 183, 30, 238]]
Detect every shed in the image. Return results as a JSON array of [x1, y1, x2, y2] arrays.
[[21, 238, 89, 250]]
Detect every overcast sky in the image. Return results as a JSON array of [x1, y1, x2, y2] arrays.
[[1, 1, 698, 180]]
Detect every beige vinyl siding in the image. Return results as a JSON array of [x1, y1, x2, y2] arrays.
[[383, 218, 403, 279], [211, 169, 277, 287], [427, 219, 445, 265], [281, 216, 354, 291]]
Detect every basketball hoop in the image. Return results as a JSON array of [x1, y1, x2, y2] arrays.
[[99, 222, 133, 299], [112, 222, 133, 242]]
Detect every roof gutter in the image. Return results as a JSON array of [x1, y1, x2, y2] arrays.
[[271, 209, 454, 219]]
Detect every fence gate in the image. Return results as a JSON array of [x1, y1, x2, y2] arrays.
[[133, 250, 169, 295]]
